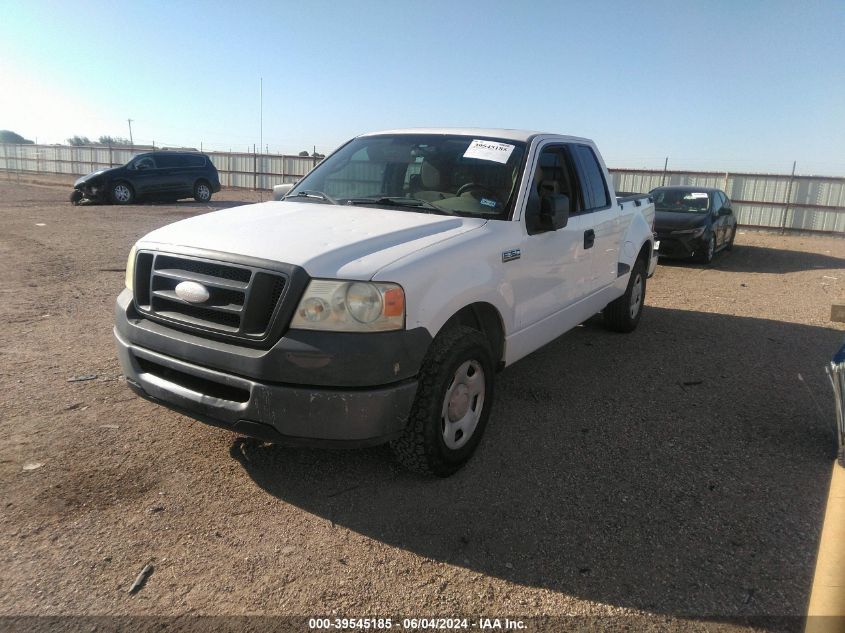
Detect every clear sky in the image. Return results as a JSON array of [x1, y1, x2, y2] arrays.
[[1, 0, 843, 175]]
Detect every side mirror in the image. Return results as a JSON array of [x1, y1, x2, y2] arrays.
[[273, 183, 294, 201], [720, 207, 731, 216], [539, 194, 570, 230]]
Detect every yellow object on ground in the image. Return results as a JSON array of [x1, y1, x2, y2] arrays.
[[806, 463, 845, 633]]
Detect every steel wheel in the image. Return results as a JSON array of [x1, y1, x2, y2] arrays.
[[440, 360, 485, 450], [603, 258, 646, 333], [629, 271, 643, 319], [391, 326, 495, 476]]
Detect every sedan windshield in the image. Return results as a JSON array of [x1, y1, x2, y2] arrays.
[[653, 189, 712, 213], [287, 134, 527, 219]]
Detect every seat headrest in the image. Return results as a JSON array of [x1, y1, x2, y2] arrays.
[[420, 161, 441, 189], [539, 180, 560, 196]]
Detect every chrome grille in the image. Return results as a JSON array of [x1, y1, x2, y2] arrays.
[[133, 251, 287, 342]]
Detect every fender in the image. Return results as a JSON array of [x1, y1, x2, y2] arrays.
[[614, 200, 655, 290], [373, 222, 515, 361]]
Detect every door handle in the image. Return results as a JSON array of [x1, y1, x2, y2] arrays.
[[584, 229, 595, 249]]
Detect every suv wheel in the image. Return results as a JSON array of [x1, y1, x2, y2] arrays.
[[111, 182, 134, 205], [193, 181, 212, 202]]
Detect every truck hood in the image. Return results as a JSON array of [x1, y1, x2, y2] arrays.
[[139, 200, 487, 279]]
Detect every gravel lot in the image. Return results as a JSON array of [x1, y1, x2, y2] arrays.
[[1, 178, 843, 629]]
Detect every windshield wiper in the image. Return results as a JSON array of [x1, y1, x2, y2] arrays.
[[345, 196, 454, 215], [288, 190, 339, 205]]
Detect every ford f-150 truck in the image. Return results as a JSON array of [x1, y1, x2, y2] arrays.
[[115, 128, 657, 476]]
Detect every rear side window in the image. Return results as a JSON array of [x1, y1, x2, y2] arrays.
[[186, 155, 206, 168], [155, 154, 182, 168], [572, 145, 609, 210]]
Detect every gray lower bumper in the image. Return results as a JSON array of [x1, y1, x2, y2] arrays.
[[115, 328, 418, 447]]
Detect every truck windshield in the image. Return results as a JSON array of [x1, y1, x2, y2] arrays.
[[653, 189, 712, 213], [287, 134, 527, 219]]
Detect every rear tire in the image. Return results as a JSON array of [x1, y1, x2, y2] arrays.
[[111, 182, 134, 205], [603, 259, 646, 333], [390, 325, 495, 477], [193, 181, 212, 202]]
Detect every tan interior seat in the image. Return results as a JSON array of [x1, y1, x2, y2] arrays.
[[413, 161, 445, 201]]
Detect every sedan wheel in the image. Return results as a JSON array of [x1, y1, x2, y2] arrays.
[[700, 234, 716, 264]]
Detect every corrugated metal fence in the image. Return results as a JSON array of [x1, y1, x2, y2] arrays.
[[2, 143, 843, 233], [0, 143, 317, 189]]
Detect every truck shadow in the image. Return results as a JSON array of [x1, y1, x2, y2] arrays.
[[230, 307, 841, 620]]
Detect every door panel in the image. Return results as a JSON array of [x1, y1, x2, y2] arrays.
[[511, 212, 592, 330], [512, 143, 595, 330], [571, 144, 623, 291]]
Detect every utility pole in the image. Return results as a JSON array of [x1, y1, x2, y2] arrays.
[[661, 156, 669, 186], [127, 119, 134, 146], [780, 161, 797, 234], [259, 77, 263, 200]]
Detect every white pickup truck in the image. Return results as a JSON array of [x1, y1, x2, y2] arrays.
[[115, 128, 657, 476]]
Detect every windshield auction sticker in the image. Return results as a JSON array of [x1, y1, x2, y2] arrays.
[[463, 139, 515, 164]]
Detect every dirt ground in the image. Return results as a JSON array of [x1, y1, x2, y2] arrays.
[[0, 177, 844, 630]]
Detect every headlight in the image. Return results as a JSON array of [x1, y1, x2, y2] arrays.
[[125, 244, 137, 291], [290, 280, 405, 332], [672, 226, 706, 238]]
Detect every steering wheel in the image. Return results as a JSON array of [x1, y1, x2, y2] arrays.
[[456, 182, 498, 199]]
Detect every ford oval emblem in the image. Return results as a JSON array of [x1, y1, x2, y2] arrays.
[[174, 280, 210, 303]]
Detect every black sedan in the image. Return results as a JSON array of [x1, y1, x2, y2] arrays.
[[651, 186, 737, 264]]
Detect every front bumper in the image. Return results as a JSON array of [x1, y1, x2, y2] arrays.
[[73, 182, 108, 201], [656, 233, 707, 259], [114, 289, 429, 446]]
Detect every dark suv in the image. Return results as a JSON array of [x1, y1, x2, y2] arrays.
[[70, 151, 221, 205]]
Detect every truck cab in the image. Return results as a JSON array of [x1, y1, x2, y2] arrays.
[[115, 128, 656, 476]]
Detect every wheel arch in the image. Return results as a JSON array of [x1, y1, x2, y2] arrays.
[[636, 239, 652, 267], [438, 302, 506, 370]]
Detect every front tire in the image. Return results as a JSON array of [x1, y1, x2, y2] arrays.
[[603, 258, 646, 333], [193, 181, 212, 202], [725, 227, 735, 251], [699, 234, 716, 264], [391, 325, 495, 477], [69, 190, 83, 206], [111, 182, 134, 205]]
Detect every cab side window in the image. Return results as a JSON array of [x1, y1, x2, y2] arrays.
[[572, 145, 610, 211], [526, 145, 582, 234]]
